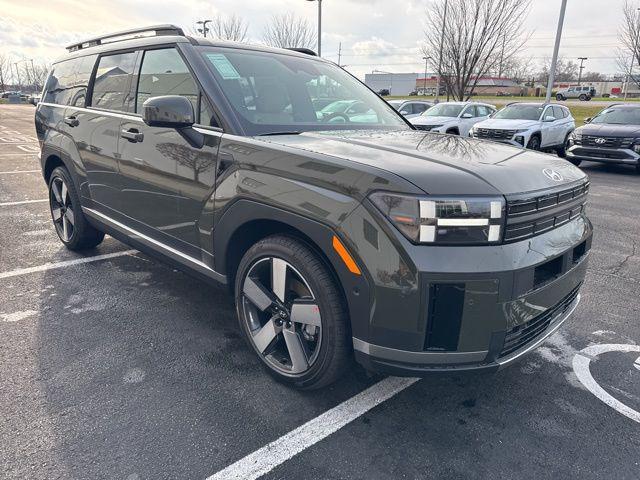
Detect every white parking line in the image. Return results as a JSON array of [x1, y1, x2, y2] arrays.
[[0, 153, 39, 157], [206, 376, 419, 480], [0, 250, 137, 280], [0, 170, 39, 175], [0, 199, 48, 206]]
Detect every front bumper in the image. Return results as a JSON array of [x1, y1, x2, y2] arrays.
[[342, 204, 592, 376], [566, 145, 640, 165]]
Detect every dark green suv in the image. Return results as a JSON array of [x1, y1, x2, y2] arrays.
[[35, 25, 592, 389]]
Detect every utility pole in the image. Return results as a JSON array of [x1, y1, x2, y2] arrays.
[[577, 57, 587, 85], [624, 7, 640, 100], [338, 42, 342, 67], [422, 56, 430, 95], [306, 0, 322, 56], [545, 0, 568, 103], [435, 0, 448, 103]]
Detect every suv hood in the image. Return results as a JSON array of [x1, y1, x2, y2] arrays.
[[411, 115, 456, 126], [474, 118, 540, 130], [257, 130, 586, 196], [577, 123, 640, 137]]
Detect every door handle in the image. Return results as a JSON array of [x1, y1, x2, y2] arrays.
[[121, 128, 144, 143], [64, 116, 79, 127]]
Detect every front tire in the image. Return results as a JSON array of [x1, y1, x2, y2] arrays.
[[235, 235, 351, 389], [48, 166, 104, 250], [556, 134, 571, 158], [526, 135, 541, 151]]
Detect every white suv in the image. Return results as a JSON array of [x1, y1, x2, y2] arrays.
[[410, 101, 496, 136], [470, 103, 575, 155]]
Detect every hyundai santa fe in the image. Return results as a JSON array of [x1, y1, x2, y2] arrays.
[[35, 25, 592, 389]]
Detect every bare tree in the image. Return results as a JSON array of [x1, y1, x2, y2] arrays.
[[0, 54, 9, 92], [210, 14, 249, 42], [424, 0, 531, 101], [263, 13, 316, 50], [498, 56, 534, 84], [619, 1, 640, 68], [536, 57, 579, 83]]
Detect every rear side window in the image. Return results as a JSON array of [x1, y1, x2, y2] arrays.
[[136, 48, 198, 115], [42, 55, 96, 107], [91, 52, 137, 112]]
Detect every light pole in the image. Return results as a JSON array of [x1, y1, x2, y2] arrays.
[[306, 0, 323, 56], [435, 0, 448, 103], [545, 0, 568, 103], [577, 57, 587, 85], [196, 19, 212, 38], [422, 56, 431, 95], [624, 7, 640, 101]]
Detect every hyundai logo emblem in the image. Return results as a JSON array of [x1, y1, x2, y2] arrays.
[[543, 168, 563, 182], [594, 137, 607, 144]]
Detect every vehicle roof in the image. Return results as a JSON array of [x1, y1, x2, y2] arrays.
[[55, 27, 328, 65], [436, 101, 495, 107], [504, 102, 564, 108], [603, 103, 640, 109]]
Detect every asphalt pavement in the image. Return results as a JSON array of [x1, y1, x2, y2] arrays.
[[1, 104, 638, 480]]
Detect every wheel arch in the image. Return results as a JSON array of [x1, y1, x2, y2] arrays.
[[214, 199, 372, 341]]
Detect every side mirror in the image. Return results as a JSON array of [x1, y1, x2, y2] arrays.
[[584, 117, 592, 123], [400, 110, 410, 115], [462, 113, 473, 118], [142, 95, 195, 128], [544, 115, 556, 122]]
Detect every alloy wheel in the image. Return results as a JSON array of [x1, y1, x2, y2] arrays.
[[50, 176, 75, 242], [240, 257, 322, 376]]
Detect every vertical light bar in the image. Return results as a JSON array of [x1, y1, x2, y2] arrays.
[[490, 201, 502, 219], [420, 225, 436, 242], [488, 225, 500, 242], [419, 200, 436, 219]]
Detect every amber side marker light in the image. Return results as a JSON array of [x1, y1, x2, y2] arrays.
[[332, 235, 361, 275]]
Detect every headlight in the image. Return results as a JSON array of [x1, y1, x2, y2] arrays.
[[369, 192, 504, 244], [514, 129, 529, 134]]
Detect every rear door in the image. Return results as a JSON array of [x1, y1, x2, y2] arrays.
[[74, 51, 139, 213], [117, 46, 221, 255]]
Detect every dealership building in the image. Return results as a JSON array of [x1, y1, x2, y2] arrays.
[[364, 72, 427, 96]]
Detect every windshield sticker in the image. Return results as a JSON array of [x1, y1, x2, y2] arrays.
[[206, 53, 241, 80]]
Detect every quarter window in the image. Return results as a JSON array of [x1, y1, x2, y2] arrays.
[[42, 55, 97, 107], [136, 48, 199, 115], [91, 52, 137, 112]]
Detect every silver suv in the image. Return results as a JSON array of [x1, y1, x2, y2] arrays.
[[556, 85, 596, 101]]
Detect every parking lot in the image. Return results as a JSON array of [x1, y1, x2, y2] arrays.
[[1, 103, 639, 479]]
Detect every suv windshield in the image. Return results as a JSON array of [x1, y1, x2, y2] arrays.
[[591, 108, 640, 125], [422, 103, 463, 117], [198, 47, 407, 135], [493, 104, 544, 121]]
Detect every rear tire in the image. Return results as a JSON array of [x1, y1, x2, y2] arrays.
[[235, 235, 351, 390], [526, 135, 541, 151], [636, 163, 640, 174], [48, 166, 104, 250], [556, 94, 564, 101], [446, 128, 460, 136], [579, 94, 587, 101]]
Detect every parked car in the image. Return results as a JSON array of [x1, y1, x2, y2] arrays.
[[471, 102, 575, 155], [566, 104, 640, 173], [556, 85, 596, 101], [36, 25, 591, 389], [28, 93, 41, 105], [410, 101, 496, 136], [377, 88, 390, 96], [317, 100, 378, 122], [388, 99, 434, 119]]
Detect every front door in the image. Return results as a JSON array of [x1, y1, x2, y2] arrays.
[[117, 47, 220, 257]]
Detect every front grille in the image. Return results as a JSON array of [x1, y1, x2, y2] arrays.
[[504, 181, 589, 242], [474, 128, 517, 140], [499, 283, 581, 358], [575, 135, 635, 149], [414, 124, 437, 131], [571, 147, 633, 160]]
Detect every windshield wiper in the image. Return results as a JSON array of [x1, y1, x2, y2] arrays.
[[258, 131, 303, 136]]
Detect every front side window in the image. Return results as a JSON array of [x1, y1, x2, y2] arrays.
[[493, 104, 544, 121], [413, 103, 429, 114], [136, 48, 199, 116], [91, 52, 137, 112], [198, 47, 407, 135]]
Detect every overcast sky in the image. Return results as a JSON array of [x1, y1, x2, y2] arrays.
[[0, 0, 629, 79]]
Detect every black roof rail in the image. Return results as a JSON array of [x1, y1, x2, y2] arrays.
[[286, 48, 317, 56], [66, 24, 185, 52]]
